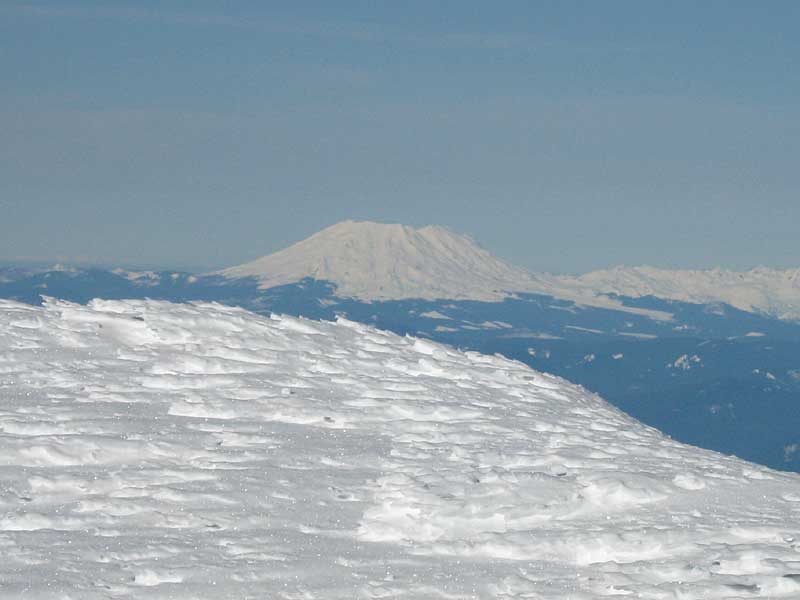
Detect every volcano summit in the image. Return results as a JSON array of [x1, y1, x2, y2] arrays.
[[220, 220, 554, 302]]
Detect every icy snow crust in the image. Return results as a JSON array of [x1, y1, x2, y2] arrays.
[[2, 299, 800, 598]]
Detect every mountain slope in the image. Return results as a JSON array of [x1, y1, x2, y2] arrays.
[[2, 298, 800, 598]]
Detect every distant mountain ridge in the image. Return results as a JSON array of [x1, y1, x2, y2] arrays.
[[220, 220, 800, 322], [566, 265, 800, 321]]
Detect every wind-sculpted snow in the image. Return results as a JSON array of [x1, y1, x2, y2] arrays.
[[1, 299, 800, 598]]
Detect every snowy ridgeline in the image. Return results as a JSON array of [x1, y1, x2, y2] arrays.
[[216, 220, 800, 321], [2, 300, 800, 598]]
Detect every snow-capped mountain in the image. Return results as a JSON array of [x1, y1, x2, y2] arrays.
[[219, 220, 670, 317], [3, 298, 800, 598], [221, 220, 800, 321], [220, 219, 556, 302]]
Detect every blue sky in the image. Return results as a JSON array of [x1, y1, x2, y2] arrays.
[[1, 1, 798, 272]]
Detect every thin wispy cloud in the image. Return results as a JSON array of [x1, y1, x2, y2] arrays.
[[1, 2, 547, 51]]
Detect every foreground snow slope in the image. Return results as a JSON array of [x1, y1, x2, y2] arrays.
[[2, 299, 800, 598]]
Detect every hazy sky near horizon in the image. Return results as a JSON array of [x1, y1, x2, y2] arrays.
[[2, 1, 798, 273]]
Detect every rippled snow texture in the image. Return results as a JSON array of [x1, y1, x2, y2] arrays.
[[1, 299, 800, 598]]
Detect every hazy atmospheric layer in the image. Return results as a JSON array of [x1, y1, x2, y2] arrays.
[[2, 299, 800, 598]]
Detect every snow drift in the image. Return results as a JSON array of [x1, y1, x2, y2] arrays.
[[1, 298, 800, 598]]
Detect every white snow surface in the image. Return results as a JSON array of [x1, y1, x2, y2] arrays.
[[3, 299, 800, 598], [221, 221, 800, 321]]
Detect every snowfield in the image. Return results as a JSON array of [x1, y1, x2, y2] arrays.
[[2, 299, 800, 598]]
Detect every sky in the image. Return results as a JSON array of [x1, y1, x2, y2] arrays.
[[1, 1, 798, 274]]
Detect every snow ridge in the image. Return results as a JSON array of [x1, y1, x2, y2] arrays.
[[2, 298, 800, 598]]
